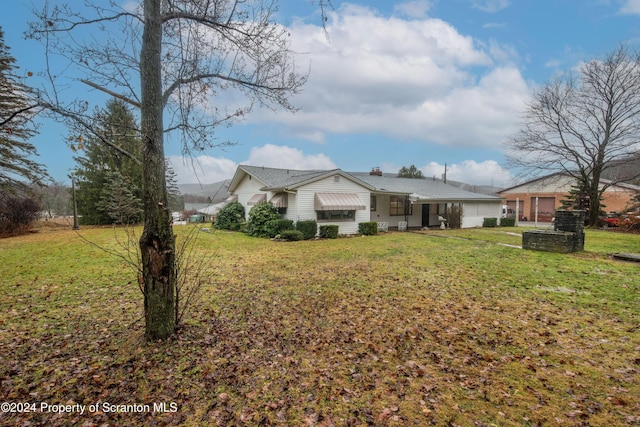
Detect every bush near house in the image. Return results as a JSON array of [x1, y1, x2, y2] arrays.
[[214, 202, 245, 230], [246, 202, 280, 237], [295, 220, 318, 240], [267, 219, 295, 238], [358, 221, 378, 235], [447, 204, 463, 229], [319, 224, 339, 239], [279, 229, 304, 241], [483, 217, 498, 228], [500, 218, 516, 227]]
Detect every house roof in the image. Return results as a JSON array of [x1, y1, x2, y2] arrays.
[[498, 172, 640, 193], [229, 165, 375, 192], [350, 172, 502, 202], [230, 166, 501, 202]]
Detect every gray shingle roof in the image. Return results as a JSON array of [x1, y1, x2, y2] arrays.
[[237, 165, 334, 189], [350, 172, 501, 201], [234, 165, 501, 201]]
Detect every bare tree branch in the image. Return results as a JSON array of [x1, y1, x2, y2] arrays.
[[507, 44, 640, 225], [80, 79, 141, 108], [0, 105, 41, 128]]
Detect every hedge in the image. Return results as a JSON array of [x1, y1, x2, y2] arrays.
[[358, 221, 378, 235], [319, 224, 339, 239], [295, 220, 318, 240], [500, 218, 516, 227], [268, 218, 295, 238], [483, 217, 498, 228], [280, 230, 304, 241]]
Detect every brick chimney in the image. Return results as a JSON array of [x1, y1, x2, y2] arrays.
[[370, 167, 382, 176]]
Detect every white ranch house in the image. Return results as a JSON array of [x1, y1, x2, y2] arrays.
[[228, 165, 503, 235]]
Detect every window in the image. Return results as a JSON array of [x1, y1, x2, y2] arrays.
[[389, 195, 412, 216], [317, 210, 356, 221], [370, 195, 377, 212]]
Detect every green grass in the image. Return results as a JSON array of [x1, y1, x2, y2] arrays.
[[1, 225, 639, 426]]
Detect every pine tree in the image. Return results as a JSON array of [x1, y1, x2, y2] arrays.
[[397, 165, 425, 179], [95, 171, 143, 224], [0, 27, 48, 192], [165, 159, 183, 213], [72, 99, 142, 224]]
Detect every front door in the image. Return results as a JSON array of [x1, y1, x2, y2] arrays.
[[422, 204, 430, 227]]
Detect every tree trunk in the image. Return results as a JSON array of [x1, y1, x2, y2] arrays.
[[139, 0, 176, 340]]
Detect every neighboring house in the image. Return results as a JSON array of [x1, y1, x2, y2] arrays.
[[228, 165, 503, 234], [498, 173, 640, 222]]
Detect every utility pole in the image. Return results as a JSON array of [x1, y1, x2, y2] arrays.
[[71, 178, 80, 230]]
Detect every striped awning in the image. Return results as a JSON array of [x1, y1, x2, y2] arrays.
[[247, 193, 266, 206], [314, 193, 365, 211], [269, 193, 288, 208]]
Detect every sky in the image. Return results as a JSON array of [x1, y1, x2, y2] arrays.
[[4, 0, 640, 186]]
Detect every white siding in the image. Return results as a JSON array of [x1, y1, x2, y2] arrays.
[[296, 175, 371, 235], [233, 175, 268, 219], [461, 201, 502, 228], [282, 192, 297, 221]]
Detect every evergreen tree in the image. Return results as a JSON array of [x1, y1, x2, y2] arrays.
[[72, 99, 142, 224], [165, 158, 183, 213], [560, 181, 604, 219], [0, 27, 48, 192], [95, 171, 143, 224], [397, 165, 425, 179]]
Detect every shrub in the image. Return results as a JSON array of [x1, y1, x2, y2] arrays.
[[483, 217, 498, 228], [246, 202, 280, 237], [267, 219, 294, 238], [448, 204, 463, 229], [319, 224, 339, 239], [358, 221, 378, 235], [214, 202, 245, 230], [280, 229, 304, 241], [229, 222, 246, 232], [0, 195, 41, 236], [500, 217, 516, 227], [296, 220, 318, 240]]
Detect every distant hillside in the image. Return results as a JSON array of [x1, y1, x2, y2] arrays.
[[178, 179, 231, 203], [445, 180, 502, 196], [602, 154, 640, 185]]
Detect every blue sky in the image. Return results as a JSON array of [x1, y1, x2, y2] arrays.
[[4, 0, 640, 185]]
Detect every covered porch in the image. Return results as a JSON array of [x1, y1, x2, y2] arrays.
[[369, 192, 456, 230]]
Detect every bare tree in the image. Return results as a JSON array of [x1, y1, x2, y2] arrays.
[[507, 45, 640, 226], [28, 0, 310, 339]]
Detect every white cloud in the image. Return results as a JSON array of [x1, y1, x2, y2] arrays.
[[620, 0, 640, 15], [470, 0, 511, 13], [168, 145, 337, 184], [422, 159, 514, 186], [245, 144, 337, 170], [250, 4, 529, 150], [394, 0, 434, 18], [167, 155, 238, 184]]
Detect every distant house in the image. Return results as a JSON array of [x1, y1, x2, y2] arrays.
[[498, 172, 640, 221], [228, 165, 503, 234]]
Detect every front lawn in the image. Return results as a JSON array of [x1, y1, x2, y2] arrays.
[[1, 226, 638, 426]]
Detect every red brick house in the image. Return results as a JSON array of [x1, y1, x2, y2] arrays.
[[498, 173, 640, 222]]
